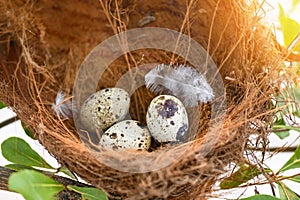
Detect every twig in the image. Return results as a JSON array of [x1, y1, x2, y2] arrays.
[[0, 116, 19, 129], [248, 146, 298, 152]]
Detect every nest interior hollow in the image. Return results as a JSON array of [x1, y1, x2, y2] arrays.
[[0, 0, 282, 199]]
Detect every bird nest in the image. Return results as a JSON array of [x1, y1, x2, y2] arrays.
[[0, 0, 285, 199]]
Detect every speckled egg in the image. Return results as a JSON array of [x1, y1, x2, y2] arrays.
[[146, 95, 189, 143], [100, 120, 151, 150], [80, 88, 130, 132]]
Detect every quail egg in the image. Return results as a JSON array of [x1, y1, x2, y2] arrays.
[[146, 95, 189, 143], [100, 120, 151, 150], [80, 88, 130, 132]]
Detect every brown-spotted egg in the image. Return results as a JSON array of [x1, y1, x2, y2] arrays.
[[146, 95, 189, 143], [100, 120, 151, 150], [80, 88, 130, 132]]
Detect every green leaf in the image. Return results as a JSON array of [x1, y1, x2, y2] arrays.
[[21, 122, 37, 140], [58, 167, 77, 180], [278, 182, 300, 200], [278, 4, 300, 52], [279, 145, 300, 172], [273, 118, 290, 139], [220, 164, 263, 189], [67, 185, 108, 200], [274, 130, 290, 139], [1, 137, 53, 169], [0, 101, 6, 109], [272, 117, 300, 139], [240, 194, 281, 200], [5, 164, 34, 171], [277, 86, 300, 116], [8, 170, 64, 200], [288, 175, 300, 183]]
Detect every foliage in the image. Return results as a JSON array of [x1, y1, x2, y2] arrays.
[[220, 136, 300, 198], [278, 4, 300, 52], [240, 194, 281, 200], [278, 182, 300, 200], [273, 86, 300, 139], [1, 137, 53, 169], [0, 136, 108, 200], [288, 175, 300, 183], [279, 145, 300, 172], [220, 164, 262, 189], [272, 119, 291, 139], [8, 170, 64, 200], [0, 99, 108, 199], [21, 122, 36, 140], [0, 101, 6, 109], [67, 186, 108, 200], [271, 3, 300, 140]]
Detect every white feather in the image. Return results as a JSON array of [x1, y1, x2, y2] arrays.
[[51, 91, 74, 119], [145, 64, 214, 107]]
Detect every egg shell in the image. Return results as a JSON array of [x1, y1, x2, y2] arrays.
[[100, 120, 151, 150], [80, 88, 130, 132], [146, 95, 189, 143]]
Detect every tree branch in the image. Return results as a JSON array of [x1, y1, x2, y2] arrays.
[[0, 166, 93, 200], [0, 116, 19, 129]]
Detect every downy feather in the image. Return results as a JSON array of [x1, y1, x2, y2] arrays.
[[51, 91, 75, 119], [145, 64, 214, 107]]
